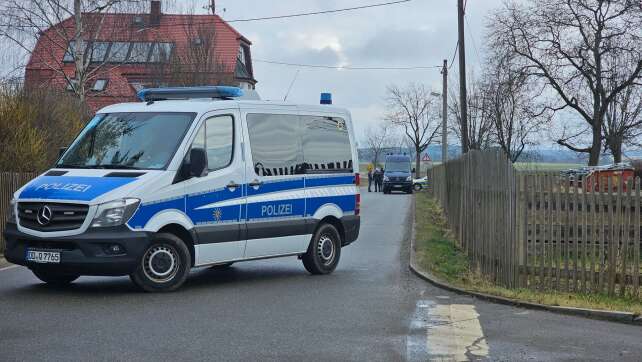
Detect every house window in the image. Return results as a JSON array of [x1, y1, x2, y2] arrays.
[[149, 42, 173, 63], [130, 82, 146, 92], [128, 42, 152, 62], [108, 42, 130, 62], [92, 79, 108, 91], [89, 42, 110, 63], [63, 41, 77, 62], [66, 79, 79, 92], [237, 46, 246, 65]]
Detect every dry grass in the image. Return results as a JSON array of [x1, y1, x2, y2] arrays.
[[415, 192, 642, 315]]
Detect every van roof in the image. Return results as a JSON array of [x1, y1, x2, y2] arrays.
[[97, 99, 350, 116], [385, 154, 411, 161]]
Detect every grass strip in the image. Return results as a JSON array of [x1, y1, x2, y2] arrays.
[[414, 192, 642, 315]]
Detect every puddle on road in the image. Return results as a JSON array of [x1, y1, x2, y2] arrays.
[[407, 300, 489, 361]]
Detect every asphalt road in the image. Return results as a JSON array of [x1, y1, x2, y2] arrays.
[[1, 190, 642, 361]]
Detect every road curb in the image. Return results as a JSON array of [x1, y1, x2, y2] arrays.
[[0, 256, 12, 269], [408, 202, 642, 326]]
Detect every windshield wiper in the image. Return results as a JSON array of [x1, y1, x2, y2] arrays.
[[56, 164, 85, 169], [57, 164, 142, 170], [95, 164, 142, 170]]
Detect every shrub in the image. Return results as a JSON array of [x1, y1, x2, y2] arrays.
[[0, 83, 88, 172]]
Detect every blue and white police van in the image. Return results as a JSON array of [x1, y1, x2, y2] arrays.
[[4, 86, 361, 292]]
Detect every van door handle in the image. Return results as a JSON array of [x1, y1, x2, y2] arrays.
[[249, 179, 263, 187], [226, 181, 240, 189]]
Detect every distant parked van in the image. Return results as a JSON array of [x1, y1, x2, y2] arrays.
[[4, 86, 361, 292], [383, 154, 413, 194]]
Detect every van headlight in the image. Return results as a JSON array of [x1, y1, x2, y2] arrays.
[[7, 198, 16, 223], [383, 176, 389, 182], [406, 176, 412, 181], [91, 198, 140, 228]]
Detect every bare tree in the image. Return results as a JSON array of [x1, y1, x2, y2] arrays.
[[386, 83, 440, 176], [0, 0, 144, 103], [484, 51, 551, 163], [488, 0, 642, 165], [151, 7, 233, 87], [449, 75, 495, 151], [364, 122, 391, 168], [602, 52, 642, 163]]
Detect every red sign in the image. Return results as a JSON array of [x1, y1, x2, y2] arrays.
[[422, 154, 431, 162]]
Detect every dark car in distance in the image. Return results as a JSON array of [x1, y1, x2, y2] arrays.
[[383, 154, 413, 194]]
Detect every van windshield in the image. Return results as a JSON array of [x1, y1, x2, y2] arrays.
[[385, 160, 410, 173], [58, 112, 195, 170]]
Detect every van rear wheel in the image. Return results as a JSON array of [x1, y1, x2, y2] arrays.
[[302, 223, 341, 275], [130, 233, 191, 292]]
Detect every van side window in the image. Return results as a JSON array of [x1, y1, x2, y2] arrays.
[[302, 116, 352, 172], [205, 115, 234, 171], [190, 115, 234, 171], [246, 113, 302, 176]]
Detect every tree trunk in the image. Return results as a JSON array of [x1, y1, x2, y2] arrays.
[[609, 139, 623, 164], [588, 121, 602, 166], [415, 150, 421, 178]]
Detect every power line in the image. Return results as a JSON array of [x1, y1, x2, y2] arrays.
[[1, 1, 414, 31], [254, 59, 441, 71], [464, 14, 481, 67], [225, 0, 413, 23], [448, 41, 458, 70]]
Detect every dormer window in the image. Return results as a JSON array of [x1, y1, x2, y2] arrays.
[[92, 79, 108, 91], [237, 46, 246, 65]]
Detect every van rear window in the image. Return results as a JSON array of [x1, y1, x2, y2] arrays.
[[246, 114, 353, 177], [301, 116, 352, 173]]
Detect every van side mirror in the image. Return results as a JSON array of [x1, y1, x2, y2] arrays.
[[412, 168, 416, 174], [58, 147, 67, 159], [189, 148, 208, 177]]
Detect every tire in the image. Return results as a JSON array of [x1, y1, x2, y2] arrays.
[[31, 269, 79, 286], [406, 187, 413, 194], [302, 223, 342, 275], [130, 233, 191, 292], [210, 262, 234, 271], [414, 183, 422, 191]]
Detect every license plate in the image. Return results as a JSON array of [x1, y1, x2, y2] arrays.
[[393, 185, 402, 188], [26, 249, 61, 264]]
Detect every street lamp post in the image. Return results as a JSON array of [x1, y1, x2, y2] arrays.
[[431, 60, 448, 164]]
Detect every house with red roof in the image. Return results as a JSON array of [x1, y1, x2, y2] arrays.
[[24, 1, 256, 112]]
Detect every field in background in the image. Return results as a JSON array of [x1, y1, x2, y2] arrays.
[[360, 162, 584, 175]]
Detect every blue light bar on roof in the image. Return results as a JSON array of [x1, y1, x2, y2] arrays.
[[137, 86, 244, 102]]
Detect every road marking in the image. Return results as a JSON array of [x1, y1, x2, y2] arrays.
[[426, 304, 489, 361], [0, 264, 18, 272], [407, 299, 433, 361]]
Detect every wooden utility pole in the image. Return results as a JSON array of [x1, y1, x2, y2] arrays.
[[457, 0, 469, 153], [441, 59, 448, 162]]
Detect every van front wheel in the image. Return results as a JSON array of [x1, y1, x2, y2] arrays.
[[302, 223, 341, 275], [130, 233, 191, 292]]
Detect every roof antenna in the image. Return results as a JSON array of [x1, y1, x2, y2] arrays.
[[283, 69, 300, 101]]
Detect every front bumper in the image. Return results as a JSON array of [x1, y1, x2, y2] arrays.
[[383, 181, 412, 189], [3, 223, 151, 276]]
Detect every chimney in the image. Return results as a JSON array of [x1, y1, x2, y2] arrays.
[[150, 1, 161, 26], [210, 0, 216, 15]]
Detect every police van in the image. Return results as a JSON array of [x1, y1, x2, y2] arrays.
[[4, 86, 361, 292]]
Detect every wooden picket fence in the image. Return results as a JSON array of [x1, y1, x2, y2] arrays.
[[429, 149, 641, 298], [0, 172, 38, 254]]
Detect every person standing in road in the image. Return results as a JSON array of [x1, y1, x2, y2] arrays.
[[367, 164, 374, 192], [372, 167, 381, 192]]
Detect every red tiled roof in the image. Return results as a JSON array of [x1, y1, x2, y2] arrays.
[[25, 12, 254, 112]]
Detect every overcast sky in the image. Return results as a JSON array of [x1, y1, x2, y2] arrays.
[[209, 0, 503, 143], [0, 0, 508, 144]]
